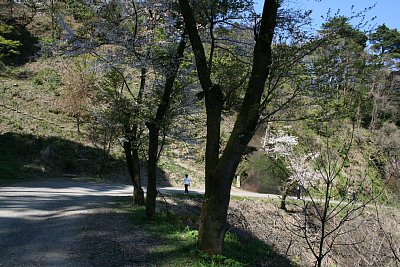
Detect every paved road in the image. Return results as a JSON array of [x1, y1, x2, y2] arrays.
[[158, 185, 283, 199], [0, 180, 137, 266], [0, 179, 292, 266]]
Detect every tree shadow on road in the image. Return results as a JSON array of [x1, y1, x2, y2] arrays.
[[0, 193, 152, 266], [0, 180, 297, 266]]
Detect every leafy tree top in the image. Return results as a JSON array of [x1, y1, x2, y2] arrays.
[[370, 24, 400, 58], [320, 16, 367, 48], [193, 0, 254, 24]]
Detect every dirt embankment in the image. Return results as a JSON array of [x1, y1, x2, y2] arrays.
[[160, 196, 400, 267]]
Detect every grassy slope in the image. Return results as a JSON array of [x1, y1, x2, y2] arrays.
[[0, 63, 127, 184], [0, 60, 207, 186]]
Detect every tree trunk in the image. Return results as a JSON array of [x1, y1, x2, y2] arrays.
[[132, 145, 145, 205], [281, 189, 287, 210], [198, 85, 224, 253], [198, 178, 230, 253], [146, 123, 158, 219], [76, 115, 80, 134], [123, 67, 146, 206], [201, 0, 278, 252], [198, 126, 255, 253], [179, 0, 278, 254], [145, 34, 187, 219], [123, 137, 145, 206]]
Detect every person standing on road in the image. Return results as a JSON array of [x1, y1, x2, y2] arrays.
[[183, 174, 191, 194]]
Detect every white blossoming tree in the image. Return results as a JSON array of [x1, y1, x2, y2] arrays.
[[262, 125, 322, 209]]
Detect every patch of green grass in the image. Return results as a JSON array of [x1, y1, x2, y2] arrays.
[[173, 193, 205, 201], [117, 197, 295, 266], [230, 195, 261, 202], [32, 68, 62, 91]]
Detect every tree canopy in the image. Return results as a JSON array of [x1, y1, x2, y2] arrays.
[[370, 24, 400, 58]]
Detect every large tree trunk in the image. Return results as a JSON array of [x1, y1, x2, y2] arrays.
[[198, 86, 224, 253], [198, 127, 256, 253], [145, 35, 187, 220], [179, 0, 278, 254]]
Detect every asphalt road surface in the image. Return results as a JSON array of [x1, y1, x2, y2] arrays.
[[0, 180, 132, 266]]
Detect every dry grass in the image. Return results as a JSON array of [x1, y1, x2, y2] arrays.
[[227, 199, 400, 267]]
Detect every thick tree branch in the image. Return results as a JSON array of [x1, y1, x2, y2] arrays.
[[178, 0, 212, 91]]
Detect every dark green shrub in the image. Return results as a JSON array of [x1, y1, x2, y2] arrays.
[[243, 151, 291, 194], [1, 22, 39, 65]]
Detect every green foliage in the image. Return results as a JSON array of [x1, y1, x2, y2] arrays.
[[62, 0, 96, 22], [37, 38, 55, 59], [370, 24, 400, 58], [212, 48, 249, 110], [320, 16, 367, 47], [0, 23, 21, 59], [0, 22, 39, 65], [194, 0, 254, 25], [312, 18, 400, 130], [95, 69, 142, 133], [193, 247, 242, 267], [32, 68, 62, 91], [309, 16, 377, 126]]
